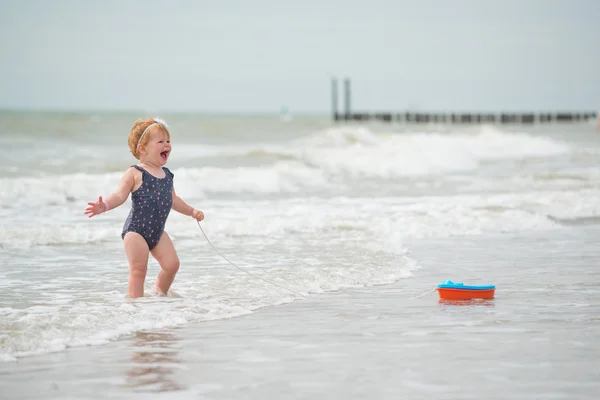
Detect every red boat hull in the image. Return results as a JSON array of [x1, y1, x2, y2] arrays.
[[437, 288, 495, 300]]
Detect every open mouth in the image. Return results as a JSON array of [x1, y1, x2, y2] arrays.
[[160, 151, 169, 161]]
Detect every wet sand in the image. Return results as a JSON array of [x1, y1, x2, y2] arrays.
[[2, 226, 599, 400]]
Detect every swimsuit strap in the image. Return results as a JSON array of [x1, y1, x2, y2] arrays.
[[162, 167, 174, 179], [132, 165, 172, 180]]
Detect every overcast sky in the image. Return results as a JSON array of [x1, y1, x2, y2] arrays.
[[0, 0, 598, 113]]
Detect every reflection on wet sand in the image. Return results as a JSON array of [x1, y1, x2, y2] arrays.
[[438, 299, 495, 307], [123, 330, 186, 393]]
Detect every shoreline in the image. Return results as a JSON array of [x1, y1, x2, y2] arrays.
[[2, 227, 599, 400]]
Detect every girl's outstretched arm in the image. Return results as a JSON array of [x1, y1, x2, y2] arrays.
[[85, 168, 136, 218], [172, 187, 204, 221]]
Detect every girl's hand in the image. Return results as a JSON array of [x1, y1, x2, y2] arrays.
[[85, 196, 108, 218], [191, 209, 204, 221]]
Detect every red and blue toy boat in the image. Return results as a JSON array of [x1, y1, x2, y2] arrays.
[[436, 280, 495, 300]]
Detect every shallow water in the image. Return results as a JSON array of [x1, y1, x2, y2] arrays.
[[2, 226, 599, 399], [1, 112, 599, 379]]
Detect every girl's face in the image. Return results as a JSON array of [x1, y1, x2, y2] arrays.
[[139, 126, 171, 165]]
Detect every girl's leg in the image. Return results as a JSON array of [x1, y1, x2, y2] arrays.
[[123, 232, 150, 298], [150, 232, 180, 295]]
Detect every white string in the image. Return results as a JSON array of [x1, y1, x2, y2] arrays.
[[409, 287, 437, 300], [196, 221, 308, 299]]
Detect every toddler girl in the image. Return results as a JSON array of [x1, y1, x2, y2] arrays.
[[85, 117, 204, 298]]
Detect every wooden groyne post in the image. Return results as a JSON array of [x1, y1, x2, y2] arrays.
[[330, 77, 598, 124]]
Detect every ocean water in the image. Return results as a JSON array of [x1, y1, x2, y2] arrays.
[[1, 111, 599, 367]]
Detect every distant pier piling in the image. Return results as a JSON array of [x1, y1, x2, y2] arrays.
[[331, 77, 339, 121], [343, 77, 351, 120], [330, 77, 598, 124]]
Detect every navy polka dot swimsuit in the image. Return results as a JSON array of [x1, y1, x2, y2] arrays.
[[121, 165, 174, 250]]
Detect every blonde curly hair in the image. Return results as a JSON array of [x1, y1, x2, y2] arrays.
[[127, 118, 171, 159]]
